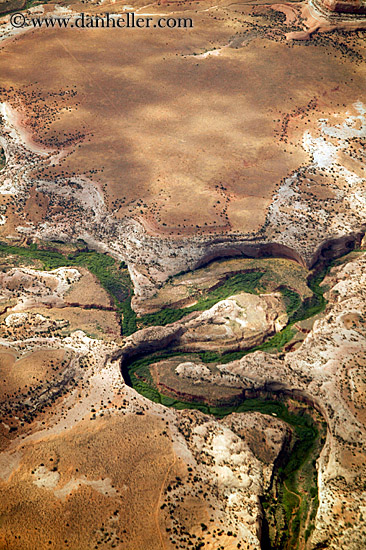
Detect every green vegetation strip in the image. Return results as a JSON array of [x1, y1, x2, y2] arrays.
[[137, 258, 329, 360], [197, 268, 328, 363], [138, 271, 265, 327], [121, 260, 334, 548], [0, 240, 328, 343], [124, 368, 322, 550], [125, 267, 328, 369], [0, 239, 350, 350], [0, 241, 137, 335]]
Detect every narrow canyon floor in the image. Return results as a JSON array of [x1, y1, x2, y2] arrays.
[[0, 241, 365, 549]]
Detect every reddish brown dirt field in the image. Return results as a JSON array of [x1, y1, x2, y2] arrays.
[[1, 0, 364, 237]]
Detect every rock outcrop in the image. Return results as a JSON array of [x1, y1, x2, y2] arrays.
[[180, 292, 287, 352], [318, 0, 366, 13]]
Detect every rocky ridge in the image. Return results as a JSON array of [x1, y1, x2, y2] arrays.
[[1, 98, 366, 303]]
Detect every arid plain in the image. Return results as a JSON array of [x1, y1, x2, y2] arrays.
[[0, 0, 366, 548]]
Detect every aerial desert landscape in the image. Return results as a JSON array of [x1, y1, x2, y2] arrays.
[[0, 0, 365, 547]]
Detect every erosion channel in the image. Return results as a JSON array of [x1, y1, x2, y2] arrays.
[[0, 239, 363, 549], [118, 248, 363, 550], [121, 355, 326, 550]]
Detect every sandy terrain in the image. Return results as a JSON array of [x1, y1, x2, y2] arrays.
[[0, 0, 365, 548], [0, 0, 364, 285]]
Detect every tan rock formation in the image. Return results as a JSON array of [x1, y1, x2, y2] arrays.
[[180, 292, 287, 351]]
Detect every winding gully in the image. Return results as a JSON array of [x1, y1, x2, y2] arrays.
[[116, 240, 364, 549]]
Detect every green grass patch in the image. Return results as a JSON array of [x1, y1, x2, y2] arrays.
[[138, 271, 265, 328], [195, 271, 328, 363]]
